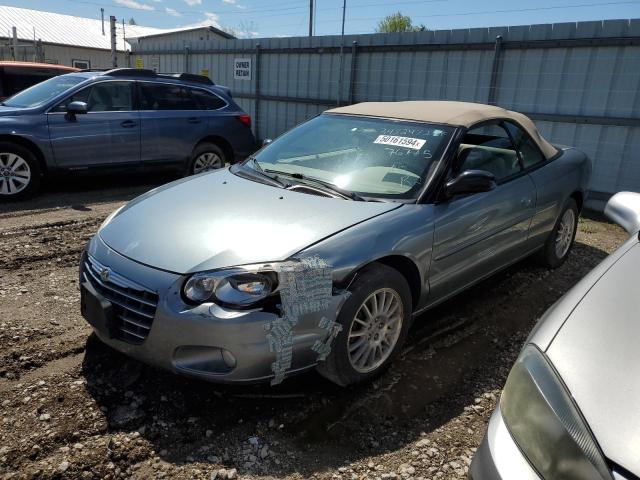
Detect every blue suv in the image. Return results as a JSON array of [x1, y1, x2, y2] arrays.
[[0, 68, 256, 199]]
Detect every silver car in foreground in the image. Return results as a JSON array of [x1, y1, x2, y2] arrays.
[[470, 192, 640, 480], [80, 101, 590, 386]]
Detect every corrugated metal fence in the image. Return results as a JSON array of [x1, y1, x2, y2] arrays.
[[0, 42, 42, 62], [132, 19, 640, 205]]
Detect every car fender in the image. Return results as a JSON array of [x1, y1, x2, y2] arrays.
[[0, 116, 55, 168], [298, 203, 436, 310]]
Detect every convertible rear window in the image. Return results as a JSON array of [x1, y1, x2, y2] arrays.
[[250, 114, 453, 200]]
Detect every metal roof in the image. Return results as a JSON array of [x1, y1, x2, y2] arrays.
[[128, 25, 235, 41], [0, 6, 164, 51]]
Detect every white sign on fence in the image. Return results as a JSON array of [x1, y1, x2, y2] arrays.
[[150, 56, 160, 72], [234, 58, 251, 80]]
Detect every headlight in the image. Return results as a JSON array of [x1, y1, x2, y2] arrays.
[[183, 267, 276, 307], [501, 345, 612, 480]]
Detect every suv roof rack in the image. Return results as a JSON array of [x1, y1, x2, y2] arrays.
[[157, 72, 214, 85], [100, 68, 215, 85], [103, 68, 157, 77]]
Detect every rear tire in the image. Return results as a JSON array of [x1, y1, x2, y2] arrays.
[[316, 263, 412, 386], [0, 142, 41, 200], [536, 198, 578, 268], [186, 142, 226, 176]]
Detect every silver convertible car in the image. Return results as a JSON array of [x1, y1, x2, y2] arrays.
[[80, 101, 590, 386], [470, 191, 640, 480]]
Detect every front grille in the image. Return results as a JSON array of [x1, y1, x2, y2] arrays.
[[82, 255, 159, 345]]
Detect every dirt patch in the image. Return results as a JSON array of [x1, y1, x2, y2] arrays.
[[0, 177, 628, 480]]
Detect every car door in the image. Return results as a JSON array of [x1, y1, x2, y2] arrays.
[[137, 82, 209, 165], [429, 121, 537, 301], [503, 120, 564, 250], [47, 81, 140, 167]]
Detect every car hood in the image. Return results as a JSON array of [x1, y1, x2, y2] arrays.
[[0, 105, 25, 116], [546, 241, 640, 475], [99, 169, 400, 274]]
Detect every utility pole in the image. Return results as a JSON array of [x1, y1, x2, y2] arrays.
[[308, 0, 313, 37], [101, 8, 105, 35], [337, 0, 347, 105], [110, 15, 117, 68], [11, 26, 17, 61]]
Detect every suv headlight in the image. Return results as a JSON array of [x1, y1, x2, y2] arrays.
[[183, 266, 277, 307], [501, 345, 613, 480]]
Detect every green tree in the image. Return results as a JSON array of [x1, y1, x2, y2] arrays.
[[376, 12, 426, 33], [128, 17, 137, 25]]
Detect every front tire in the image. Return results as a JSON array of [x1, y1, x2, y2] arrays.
[[186, 142, 226, 176], [537, 198, 578, 268], [317, 263, 412, 386], [0, 142, 41, 200]]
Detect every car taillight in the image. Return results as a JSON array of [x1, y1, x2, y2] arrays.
[[236, 115, 251, 129]]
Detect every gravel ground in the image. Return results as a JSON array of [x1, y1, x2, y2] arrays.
[[0, 174, 628, 480]]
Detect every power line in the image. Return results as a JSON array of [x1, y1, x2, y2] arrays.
[[251, 0, 640, 29], [52, 0, 640, 32]]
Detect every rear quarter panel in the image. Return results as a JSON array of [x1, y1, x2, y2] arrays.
[[206, 93, 256, 162], [527, 148, 591, 248], [205, 109, 256, 162]]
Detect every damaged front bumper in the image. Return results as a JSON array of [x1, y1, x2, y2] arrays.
[[80, 236, 348, 384]]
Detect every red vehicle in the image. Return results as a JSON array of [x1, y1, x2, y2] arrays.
[[0, 62, 79, 101]]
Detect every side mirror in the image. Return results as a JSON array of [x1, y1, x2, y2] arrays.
[[444, 169, 496, 198], [262, 138, 273, 147], [605, 191, 640, 234], [65, 101, 87, 120]]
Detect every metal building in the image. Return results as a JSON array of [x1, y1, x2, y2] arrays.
[[0, 6, 233, 69]]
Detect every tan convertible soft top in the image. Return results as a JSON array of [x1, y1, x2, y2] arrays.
[[327, 101, 558, 160]]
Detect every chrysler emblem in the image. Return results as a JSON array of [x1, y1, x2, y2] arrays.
[[100, 267, 111, 283]]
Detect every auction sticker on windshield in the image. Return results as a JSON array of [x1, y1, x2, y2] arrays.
[[374, 135, 426, 150]]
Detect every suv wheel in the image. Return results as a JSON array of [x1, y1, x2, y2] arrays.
[[0, 142, 41, 200], [188, 143, 226, 175], [316, 263, 412, 386]]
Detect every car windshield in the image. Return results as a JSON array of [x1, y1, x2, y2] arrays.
[[248, 114, 453, 200], [2, 75, 86, 108]]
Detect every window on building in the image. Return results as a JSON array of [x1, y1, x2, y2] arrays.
[[72, 60, 91, 69]]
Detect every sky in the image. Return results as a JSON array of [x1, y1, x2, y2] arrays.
[[4, 0, 640, 38]]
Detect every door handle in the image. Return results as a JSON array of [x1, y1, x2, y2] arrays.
[[187, 117, 201, 124], [120, 120, 137, 128]]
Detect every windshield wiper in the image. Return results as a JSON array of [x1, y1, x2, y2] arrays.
[[264, 169, 365, 201], [232, 158, 287, 188]]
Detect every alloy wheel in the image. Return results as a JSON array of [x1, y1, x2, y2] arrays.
[[0, 153, 31, 196], [555, 208, 576, 259], [193, 152, 223, 174], [347, 288, 403, 373]]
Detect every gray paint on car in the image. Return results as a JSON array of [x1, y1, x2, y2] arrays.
[[99, 168, 401, 274], [82, 107, 591, 386], [471, 192, 640, 479], [546, 242, 640, 475]]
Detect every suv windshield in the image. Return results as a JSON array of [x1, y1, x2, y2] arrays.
[[248, 114, 453, 200], [3, 75, 86, 108]]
